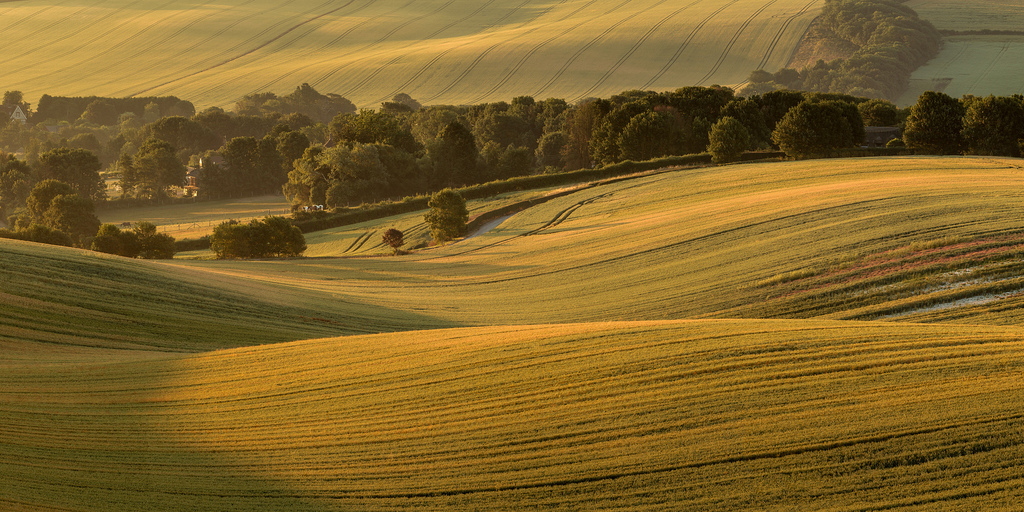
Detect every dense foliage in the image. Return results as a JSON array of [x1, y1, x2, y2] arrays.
[[210, 216, 306, 259], [740, 0, 942, 101], [424, 189, 468, 244]]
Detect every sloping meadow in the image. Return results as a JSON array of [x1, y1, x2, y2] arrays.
[[5, 156, 1024, 509], [2, 320, 1023, 510]]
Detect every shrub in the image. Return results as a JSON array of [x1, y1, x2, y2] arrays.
[[382, 228, 405, 254]]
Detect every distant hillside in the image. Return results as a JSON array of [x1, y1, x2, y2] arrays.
[[0, 0, 823, 109]]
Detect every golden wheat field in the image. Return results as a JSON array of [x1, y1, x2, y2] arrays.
[[0, 0, 823, 109], [5, 156, 1024, 510]]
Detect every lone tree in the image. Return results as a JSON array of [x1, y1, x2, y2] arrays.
[[424, 188, 468, 245], [382, 228, 405, 255]]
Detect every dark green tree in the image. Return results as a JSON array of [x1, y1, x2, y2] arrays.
[[133, 221, 176, 259], [37, 147, 103, 200], [25, 179, 100, 246], [535, 131, 567, 169], [80, 99, 119, 126], [141, 116, 221, 161], [210, 217, 304, 258], [91, 224, 142, 258], [707, 116, 750, 163], [857, 98, 900, 126], [429, 122, 478, 187], [617, 110, 677, 161], [903, 91, 965, 154], [0, 152, 32, 218], [135, 139, 186, 199], [115, 153, 138, 199], [771, 100, 858, 158], [961, 95, 1024, 157], [319, 143, 389, 207], [424, 188, 468, 244]]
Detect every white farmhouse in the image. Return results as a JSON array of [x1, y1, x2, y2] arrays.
[[2, 104, 28, 124]]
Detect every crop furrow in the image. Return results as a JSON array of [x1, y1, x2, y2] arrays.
[[129, 0, 353, 98], [332, 0, 459, 98], [530, 0, 640, 99], [370, 0, 532, 105], [2, 2, 110, 70], [696, 0, 780, 86], [966, 42, 1011, 96], [752, 0, 819, 71], [572, 0, 701, 102], [465, 0, 605, 105], [639, 0, 739, 90]]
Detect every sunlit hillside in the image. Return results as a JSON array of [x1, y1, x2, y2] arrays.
[[3, 320, 1024, 510], [5, 156, 1024, 510], [178, 156, 1024, 327], [0, 0, 823, 109]]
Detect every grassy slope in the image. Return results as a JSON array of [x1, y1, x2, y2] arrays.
[[6, 156, 1024, 509], [3, 320, 1024, 511], [174, 156, 1024, 327], [0, 0, 822, 109], [0, 239, 455, 354]]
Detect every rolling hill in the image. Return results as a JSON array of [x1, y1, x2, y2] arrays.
[[0, 0, 823, 110], [5, 156, 1024, 509]]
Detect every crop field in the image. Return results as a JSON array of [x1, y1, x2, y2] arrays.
[[6, 156, 1024, 509], [898, 0, 1024, 104], [900, 36, 1024, 104], [0, 0, 823, 110], [3, 320, 1024, 510], [905, 0, 1024, 32], [177, 156, 1024, 327]]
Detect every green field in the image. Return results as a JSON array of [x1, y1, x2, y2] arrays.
[[900, 36, 1024, 104], [899, 0, 1024, 104], [0, 0, 823, 110], [5, 156, 1024, 509]]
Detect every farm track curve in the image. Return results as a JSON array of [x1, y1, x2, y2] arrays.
[[639, 0, 739, 90], [695, 0, 780, 87], [572, 0, 704, 102], [751, 0, 819, 71], [335, 0, 502, 100], [129, 0, 356, 97]]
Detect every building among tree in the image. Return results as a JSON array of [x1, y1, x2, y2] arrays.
[[1, 105, 28, 125], [863, 127, 900, 148]]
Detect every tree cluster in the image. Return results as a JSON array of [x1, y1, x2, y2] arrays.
[[904, 92, 1024, 157], [92, 221, 175, 259], [209, 216, 307, 259], [740, 0, 941, 101]]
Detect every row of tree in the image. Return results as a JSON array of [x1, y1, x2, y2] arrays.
[[903, 92, 1024, 157]]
